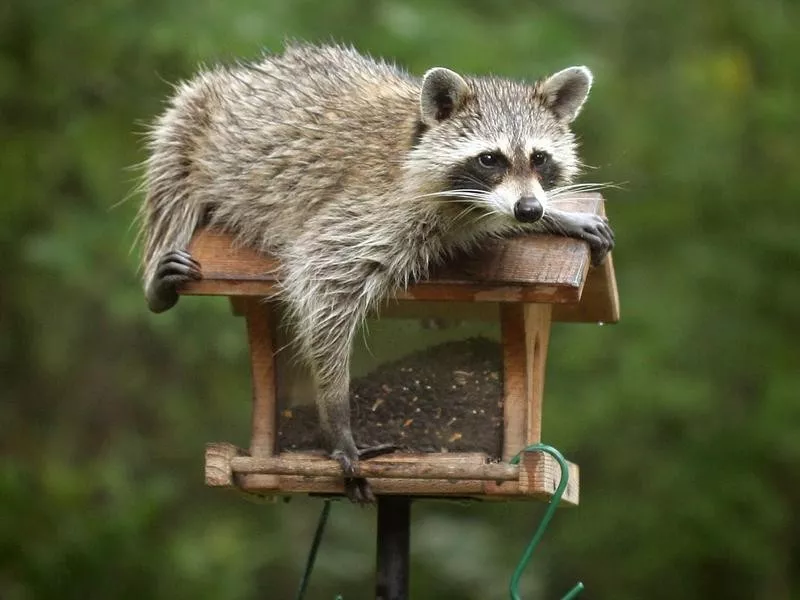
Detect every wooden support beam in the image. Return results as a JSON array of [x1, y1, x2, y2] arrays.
[[501, 304, 552, 461], [242, 299, 279, 489], [525, 303, 552, 446]]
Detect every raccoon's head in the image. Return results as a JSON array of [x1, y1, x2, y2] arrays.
[[408, 64, 593, 225]]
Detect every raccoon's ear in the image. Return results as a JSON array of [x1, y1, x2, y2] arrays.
[[420, 67, 470, 126], [540, 66, 593, 123]]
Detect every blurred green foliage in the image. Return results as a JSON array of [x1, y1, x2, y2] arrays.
[[2, 0, 799, 598]]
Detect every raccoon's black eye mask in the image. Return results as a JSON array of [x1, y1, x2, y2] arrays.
[[476, 151, 508, 169]]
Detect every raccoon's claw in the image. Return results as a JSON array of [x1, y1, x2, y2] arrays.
[[332, 449, 373, 505], [146, 249, 202, 313], [573, 214, 615, 267], [344, 477, 375, 505], [357, 443, 399, 460], [332, 444, 399, 505], [587, 216, 615, 267]]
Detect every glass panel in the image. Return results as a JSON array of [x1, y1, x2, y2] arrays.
[[277, 302, 503, 459]]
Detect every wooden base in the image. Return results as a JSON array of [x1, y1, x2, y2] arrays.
[[206, 442, 579, 505]]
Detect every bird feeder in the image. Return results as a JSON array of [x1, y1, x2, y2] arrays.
[[177, 193, 618, 598], [181, 193, 618, 507]]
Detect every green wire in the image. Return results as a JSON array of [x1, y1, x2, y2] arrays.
[[296, 446, 581, 600], [508, 444, 584, 600], [295, 500, 333, 600]]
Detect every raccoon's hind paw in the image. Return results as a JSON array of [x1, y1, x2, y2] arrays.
[[357, 443, 399, 460], [332, 444, 399, 505], [332, 449, 372, 504], [344, 477, 375, 505], [146, 249, 202, 313]]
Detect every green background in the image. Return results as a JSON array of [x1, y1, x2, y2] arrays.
[[2, 0, 799, 598]]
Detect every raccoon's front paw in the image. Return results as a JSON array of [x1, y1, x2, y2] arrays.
[[146, 249, 202, 313], [572, 214, 615, 266]]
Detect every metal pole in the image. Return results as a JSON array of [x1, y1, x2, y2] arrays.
[[376, 496, 411, 600]]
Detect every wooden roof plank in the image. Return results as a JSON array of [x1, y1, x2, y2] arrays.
[[178, 193, 619, 323]]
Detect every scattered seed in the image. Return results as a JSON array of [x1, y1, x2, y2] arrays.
[[278, 338, 505, 456]]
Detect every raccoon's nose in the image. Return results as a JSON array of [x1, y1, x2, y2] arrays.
[[514, 197, 544, 223]]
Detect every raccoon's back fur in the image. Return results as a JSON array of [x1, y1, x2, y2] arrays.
[[140, 42, 607, 483]]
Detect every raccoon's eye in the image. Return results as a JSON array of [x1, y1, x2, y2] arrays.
[[531, 151, 550, 168], [477, 152, 502, 168]]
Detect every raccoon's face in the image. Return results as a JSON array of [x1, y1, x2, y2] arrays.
[[409, 65, 592, 225]]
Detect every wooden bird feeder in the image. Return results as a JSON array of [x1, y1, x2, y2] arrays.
[[180, 194, 619, 508]]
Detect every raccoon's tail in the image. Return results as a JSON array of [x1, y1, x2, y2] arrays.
[[138, 80, 209, 293]]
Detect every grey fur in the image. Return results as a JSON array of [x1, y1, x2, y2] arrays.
[[138, 43, 613, 495]]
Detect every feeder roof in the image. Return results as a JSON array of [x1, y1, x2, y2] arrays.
[[180, 193, 619, 324]]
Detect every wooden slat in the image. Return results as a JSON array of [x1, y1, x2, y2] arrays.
[[516, 450, 580, 505], [275, 476, 486, 497], [178, 194, 618, 323], [500, 303, 552, 461], [231, 455, 519, 481], [551, 254, 620, 324], [204, 443, 579, 504], [525, 304, 552, 445], [206, 442, 244, 487], [243, 300, 279, 490], [500, 305, 527, 461]]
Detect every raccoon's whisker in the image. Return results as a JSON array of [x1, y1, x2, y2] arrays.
[[456, 173, 495, 191], [547, 182, 619, 198], [452, 204, 482, 224], [550, 182, 609, 191], [409, 189, 493, 202], [541, 214, 569, 238]]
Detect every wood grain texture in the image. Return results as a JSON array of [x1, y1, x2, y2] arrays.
[[243, 300, 279, 490], [204, 443, 578, 504], [500, 304, 551, 461], [231, 455, 519, 481], [525, 304, 552, 445], [205, 443, 244, 487], [501, 304, 527, 462], [179, 194, 619, 323], [551, 253, 620, 324], [517, 450, 580, 505]]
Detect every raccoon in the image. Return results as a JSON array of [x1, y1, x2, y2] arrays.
[[139, 43, 614, 502]]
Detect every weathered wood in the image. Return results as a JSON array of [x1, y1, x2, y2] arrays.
[[501, 304, 527, 461], [276, 476, 486, 497], [525, 304, 552, 444], [179, 194, 618, 323], [272, 451, 489, 496], [243, 299, 279, 489], [551, 254, 620, 324], [230, 455, 519, 481], [205, 444, 579, 504], [500, 304, 552, 460], [205, 442, 244, 487], [517, 450, 580, 505]]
